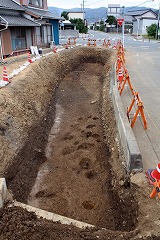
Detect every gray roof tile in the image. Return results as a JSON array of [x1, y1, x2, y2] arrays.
[[0, 0, 24, 11], [25, 6, 63, 20], [126, 9, 156, 16], [0, 14, 40, 26]]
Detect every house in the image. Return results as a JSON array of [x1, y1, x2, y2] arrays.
[[124, 9, 157, 35], [60, 20, 76, 30], [107, 4, 121, 18], [21, 0, 63, 45], [0, 0, 62, 58], [0, 0, 40, 57], [68, 12, 84, 20]]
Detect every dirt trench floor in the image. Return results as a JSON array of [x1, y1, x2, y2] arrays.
[[27, 62, 131, 230]]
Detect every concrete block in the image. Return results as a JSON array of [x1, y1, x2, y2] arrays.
[[111, 84, 143, 172], [0, 178, 7, 208], [14, 201, 94, 229]]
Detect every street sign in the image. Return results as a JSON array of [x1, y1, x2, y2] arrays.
[[117, 18, 124, 26]]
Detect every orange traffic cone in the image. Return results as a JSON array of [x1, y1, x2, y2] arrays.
[[112, 41, 117, 49], [65, 44, 69, 49], [117, 67, 123, 82], [28, 52, 32, 63], [53, 46, 57, 53], [3, 66, 9, 82]]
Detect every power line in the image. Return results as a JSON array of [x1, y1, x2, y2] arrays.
[[125, 0, 155, 11], [86, 0, 105, 7]]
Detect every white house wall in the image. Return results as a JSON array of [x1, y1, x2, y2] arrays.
[[142, 19, 157, 34], [68, 12, 83, 20], [142, 12, 157, 18], [133, 18, 157, 35]]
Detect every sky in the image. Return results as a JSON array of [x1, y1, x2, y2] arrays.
[[47, 0, 159, 9]]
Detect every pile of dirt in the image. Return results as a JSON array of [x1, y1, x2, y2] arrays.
[[0, 205, 140, 240]]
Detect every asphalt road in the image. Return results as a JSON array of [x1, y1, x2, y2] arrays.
[[92, 30, 160, 170], [60, 30, 160, 170]]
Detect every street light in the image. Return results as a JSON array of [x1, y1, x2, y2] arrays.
[[156, 0, 160, 39]]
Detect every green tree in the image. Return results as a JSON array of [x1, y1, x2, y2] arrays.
[[146, 23, 157, 38], [70, 18, 88, 33], [61, 11, 69, 20], [99, 20, 105, 32], [106, 15, 117, 26]]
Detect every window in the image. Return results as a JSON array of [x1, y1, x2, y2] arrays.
[[29, 0, 44, 8], [10, 27, 27, 50]]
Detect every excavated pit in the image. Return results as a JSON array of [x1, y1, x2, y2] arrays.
[[0, 47, 138, 234]]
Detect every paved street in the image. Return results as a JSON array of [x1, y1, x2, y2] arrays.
[[61, 30, 160, 170], [96, 30, 160, 170]]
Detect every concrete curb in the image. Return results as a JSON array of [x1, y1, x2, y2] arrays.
[[0, 178, 7, 208], [111, 66, 143, 172], [0, 177, 94, 228], [14, 201, 94, 229]]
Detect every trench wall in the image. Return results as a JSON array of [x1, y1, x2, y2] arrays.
[[0, 47, 115, 201]]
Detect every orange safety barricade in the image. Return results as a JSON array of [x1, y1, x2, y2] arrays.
[[67, 37, 76, 45], [107, 39, 111, 46], [102, 39, 107, 47], [127, 92, 147, 130], [87, 39, 96, 46], [150, 180, 160, 198], [119, 69, 134, 96]]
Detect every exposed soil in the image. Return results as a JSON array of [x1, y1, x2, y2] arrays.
[[0, 206, 139, 240], [0, 47, 160, 239], [27, 62, 136, 230]]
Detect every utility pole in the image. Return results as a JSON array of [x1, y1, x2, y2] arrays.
[[82, 0, 86, 21], [156, 0, 160, 39], [81, 3, 83, 12]]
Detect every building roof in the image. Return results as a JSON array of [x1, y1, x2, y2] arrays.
[[126, 9, 157, 17], [0, 0, 24, 11], [68, 11, 83, 13], [108, 4, 120, 8], [0, 14, 40, 26], [123, 15, 134, 23], [25, 6, 63, 20]]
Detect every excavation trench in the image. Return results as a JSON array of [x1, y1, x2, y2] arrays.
[[1, 47, 138, 232]]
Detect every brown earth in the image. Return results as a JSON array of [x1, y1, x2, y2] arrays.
[[0, 47, 160, 240]]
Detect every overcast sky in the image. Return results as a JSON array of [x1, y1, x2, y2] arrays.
[[47, 0, 159, 9]]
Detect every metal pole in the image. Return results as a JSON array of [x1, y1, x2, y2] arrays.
[[82, 0, 85, 21], [137, 19, 139, 38], [156, 1, 160, 39], [0, 33, 3, 61], [122, 6, 125, 48]]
